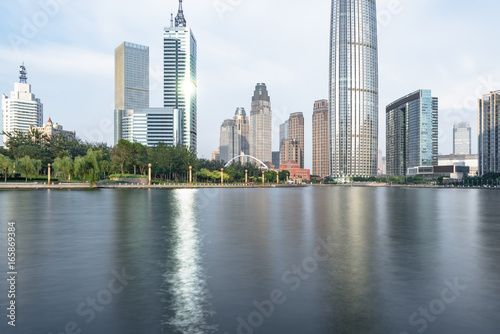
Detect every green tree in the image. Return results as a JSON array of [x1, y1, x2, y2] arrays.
[[16, 156, 42, 182], [74, 150, 102, 186], [53, 156, 74, 182], [279, 170, 290, 182], [112, 140, 133, 175], [0, 154, 14, 182]]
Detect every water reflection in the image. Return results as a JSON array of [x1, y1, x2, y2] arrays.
[[162, 189, 216, 333]]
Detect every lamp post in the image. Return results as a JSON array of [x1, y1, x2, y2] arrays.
[[221, 168, 224, 186], [148, 163, 152, 185], [48, 163, 51, 185], [262, 170, 265, 187], [245, 170, 248, 186], [189, 166, 192, 186], [276, 172, 279, 185]]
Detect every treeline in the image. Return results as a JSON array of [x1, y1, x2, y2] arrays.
[[0, 130, 287, 184]]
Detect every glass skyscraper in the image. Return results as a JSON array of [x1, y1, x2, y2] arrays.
[[479, 91, 500, 175], [329, 0, 379, 179], [386, 90, 439, 176], [164, 0, 197, 151], [453, 122, 471, 155]]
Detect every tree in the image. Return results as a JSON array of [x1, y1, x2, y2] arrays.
[[53, 156, 74, 182], [16, 156, 42, 182], [279, 170, 290, 182], [0, 154, 14, 182], [131, 142, 149, 175], [112, 139, 133, 175], [74, 149, 102, 186]]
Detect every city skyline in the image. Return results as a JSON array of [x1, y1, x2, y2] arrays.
[[1, 1, 499, 169]]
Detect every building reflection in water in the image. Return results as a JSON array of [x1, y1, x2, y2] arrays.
[[162, 189, 216, 333]]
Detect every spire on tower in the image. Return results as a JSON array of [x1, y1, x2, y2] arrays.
[[19, 63, 27, 84], [170, 13, 174, 27], [174, 0, 187, 27]]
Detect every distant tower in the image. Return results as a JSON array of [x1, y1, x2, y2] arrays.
[[330, 0, 379, 179], [1, 64, 43, 147], [219, 119, 239, 163], [453, 122, 471, 155], [312, 99, 330, 177], [250, 83, 272, 164], [233, 107, 250, 162], [164, 0, 197, 151], [288, 112, 305, 168], [479, 91, 500, 175]]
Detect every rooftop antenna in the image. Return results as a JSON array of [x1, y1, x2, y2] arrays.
[[19, 62, 27, 84], [170, 13, 173, 27], [174, 0, 187, 27]]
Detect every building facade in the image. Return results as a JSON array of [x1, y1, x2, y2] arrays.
[[312, 99, 329, 177], [280, 139, 301, 168], [277, 161, 311, 182], [219, 119, 239, 164], [330, 0, 379, 179], [164, 0, 197, 150], [233, 107, 249, 162], [279, 120, 289, 153], [479, 91, 500, 175], [114, 42, 150, 145], [386, 90, 439, 176], [250, 83, 272, 164], [453, 122, 471, 155], [288, 112, 305, 169], [1, 64, 43, 147], [30, 118, 76, 140], [120, 108, 182, 147], [438, 154, 478, 176]]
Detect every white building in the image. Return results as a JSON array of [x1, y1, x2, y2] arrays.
[[121, 108, 182, 147], [164, 0, 197, 151], [219, 119, 239, 164], [438, 154, 479, 176], [1, 64, 43, 147]]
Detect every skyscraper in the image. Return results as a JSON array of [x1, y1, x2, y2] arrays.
[[312, 99, 330, 177], [1, 64, 43, 147], [114, 42, 181, 147], [288, 112, 305, 168], [279, 120, 289, 152], [164, 0, 197, 151], [386, 90, 439, 176], [453, 122, 471, 155], [233, 107, 249, 162], [479, 91, 500, 175], [250, 83, 272, 164], [330, 0, 379, 179], [114, 42, 149, 145], [219, 119, 239, 163]]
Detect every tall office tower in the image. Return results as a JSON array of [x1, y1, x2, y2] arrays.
[[233, 107, 249, 162], [114, 42, 149, 145], [386, 90, 439, 176], [279, 120, 289, 151], [219, 119, 239, 163], [250, 83, 272, 164], [288, 112, 305, 168], [453, 122, 471, 155], [479, 91, 500, 175], [164, 0, 197, 151], [330, 0, 379, 179], [1, 64, 43, 147], [312, 99, 330, 177]]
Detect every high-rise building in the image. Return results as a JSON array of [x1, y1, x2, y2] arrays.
[[233, 107, 249, 162], [219, 119, 240, 163], [479, 91, 500, 175], [330, 0, 379, 179], [272, 151, 280, 170], [386, 90, 438, 176], [312, 99, 330, 177], [453, 122, 471, 155], [164, 0, 197, 151], [250, 83, 272, 164], [288, 112, 305, 169], [114, 42, 181, 147], [1, 64, 43, 147], [279, 120, 289, 152]]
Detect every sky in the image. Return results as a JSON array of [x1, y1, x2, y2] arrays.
[[1, 0, 499, 169]]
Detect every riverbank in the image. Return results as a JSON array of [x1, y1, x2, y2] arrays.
[[0, 183, 306, 190]]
